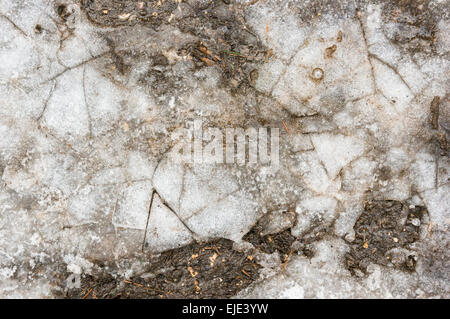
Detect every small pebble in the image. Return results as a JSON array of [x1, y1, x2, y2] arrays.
[[411, 218, 421, 227], [249, 69, 259, 85], [118, 13, 131, 21], [345, 233, 355, 242], [311, 67, 324, 81]]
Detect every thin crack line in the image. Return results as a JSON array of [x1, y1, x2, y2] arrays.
[[184, 188, 240, 221], [177, 164, 187, 213], [36, 80, 57, 122], [309, 137, 332, 180], [158, 192, 198, 239], [267, 24, 317, 97], [356, 13, 378, 96], [435, 154, 439, 189], [82, 65, 93, 137], [141, 190, 156, 252], [39, 51, 110, 85], [368, 52, 413, 93], [0, 13, 28, 37]]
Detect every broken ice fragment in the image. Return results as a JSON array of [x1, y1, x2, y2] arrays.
[[144, 192, 193, 253]]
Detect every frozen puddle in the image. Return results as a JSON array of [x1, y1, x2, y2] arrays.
[[0, 0, 449, 298]]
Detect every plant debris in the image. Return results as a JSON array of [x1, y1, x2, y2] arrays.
[[345, 200, 427, 275], [243, 213, 297, 263], [81, 0, 267, 91], [65, 238, 261, 299]]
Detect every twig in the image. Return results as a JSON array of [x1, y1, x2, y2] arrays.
[[82, 288, 93, 299], [281, 120, 289, 133]]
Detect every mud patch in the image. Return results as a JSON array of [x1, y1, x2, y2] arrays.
[[81, 0, 267, 91], [243, 227, 296, 262], [64, 238, 260, 299], [345, 200, 426, 275], [242, 209, 338, 261], [381, 0, 449, 55], [81, 0, 178, 28], [243, 210, 298, 262]]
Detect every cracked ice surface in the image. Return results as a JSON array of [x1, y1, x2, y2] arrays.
[[0, 0, 449, 298]]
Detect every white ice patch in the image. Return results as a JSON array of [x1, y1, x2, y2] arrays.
[[279, 283, 305, 299], [186, 190, 259, 242], [254, 58, 285, 94], [152, 158, 184, 212], [1, 0, 449, 298], [90, 167, 127, 186], [113, 181, 152, 230], [0, 18, 38, 79], [83, 65, 123, 136], [421, 185, 450, 227], [41, 68, 91, 140], [293, 196, 338, 236], [292, 151, 341, 194], [246, 5, 308, 60], [68, 185, 98, 224], [144, 193, 193, 253], [179, 166, 239, 220], [311, 133, 365, 179], [371, 57, 413, 111], [126, 151, 156, 181], [410, 153, 436, 193]]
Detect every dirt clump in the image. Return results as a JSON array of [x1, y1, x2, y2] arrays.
[[381, 0, 448, 55], [65, 238, 261, 299], [80, 0, 267, 91], [244, 227, 296, 262], [243, 210, 301, 262], [345, 200, 426, 275]]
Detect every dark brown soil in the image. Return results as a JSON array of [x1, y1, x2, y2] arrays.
[[242, 211, 329, 262], [65, 238, 261, 299], [381, 0, 450, 55], [63, 211, 313, 299], [243, 227, 296, 262], [345, 200, 426, 275], [79, 0, 267, 91], [81, 0, 178, 28]]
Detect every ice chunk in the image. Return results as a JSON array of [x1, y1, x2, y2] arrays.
[[41, 68, 91, 140], [292, 196, 338, 236], [113, 181, 152, 230], [410, 153, 436, 193], [126, 152, 156, 181], [144, 193, 193, 253], [152, 159, 184, 212], [179, 165, 239, 220], [311, 133, 365, 179], [186, 190, 259, 242], [246, 5, 308, 60]]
